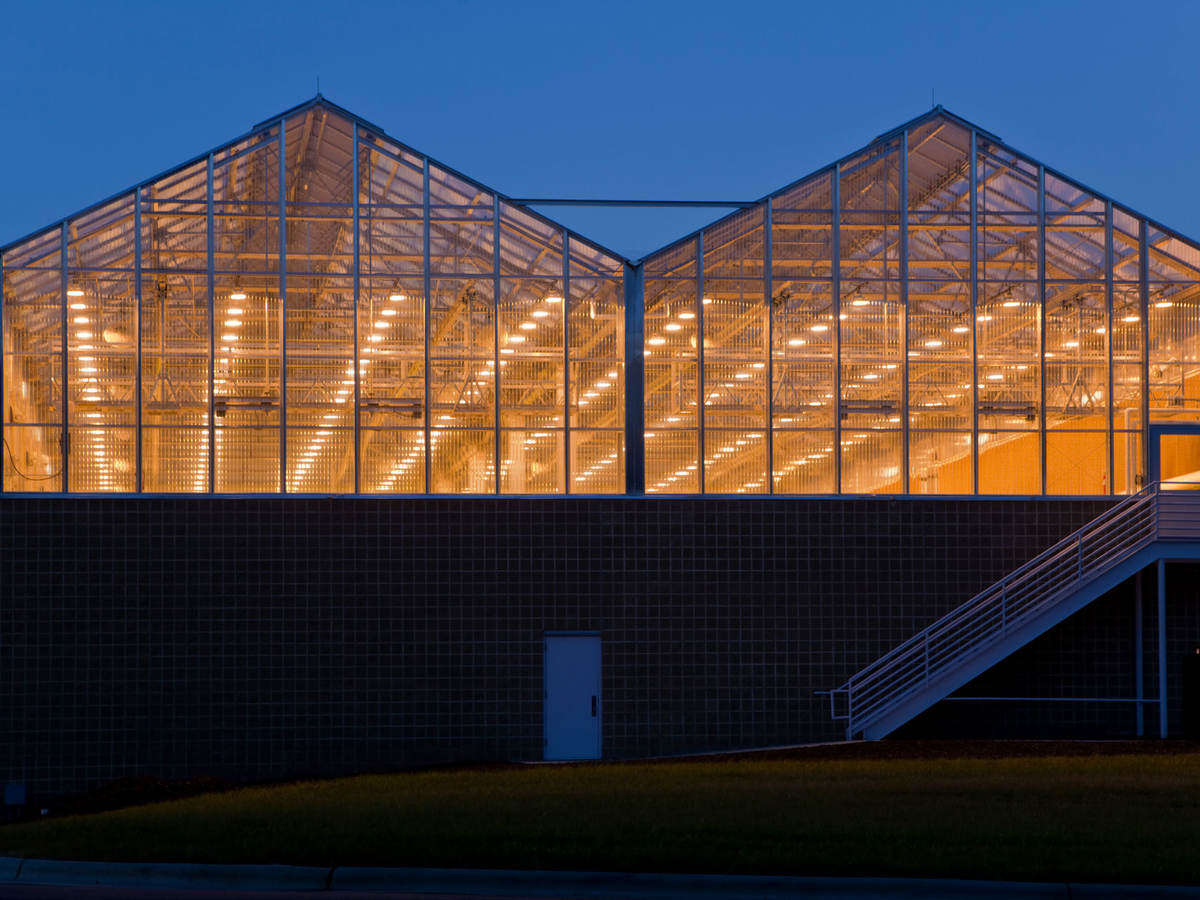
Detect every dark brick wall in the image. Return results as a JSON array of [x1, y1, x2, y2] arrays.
[[0, 495, 1119, 798]]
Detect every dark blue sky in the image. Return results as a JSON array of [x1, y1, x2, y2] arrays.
[[2, 0, 1197, 260]]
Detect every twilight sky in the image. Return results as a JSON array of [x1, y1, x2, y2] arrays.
[[2, 0, 1198, 261]]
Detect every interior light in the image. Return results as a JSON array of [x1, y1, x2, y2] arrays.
[[1095, 326, 1106, 334], [1155, 300, 1174, 309], [67, 289, 84, 297], [1002, 300, 1020, 308], [519, 322, 537, 331], [702, 297, 713, 305], [1064, 340, 1080, 348], [1123, 315, 1140, 323], [228, 307, 244, 316], [374, 321, 390, 329], [69, 302, 86, 310], [851, 299, 870, 307], [648, 337, 666, 346], [952, 326, 969, 334], [787, 338, 807, 347], [924, 339, 944, 348], [545, 296, 562, 304], [389, 293, 406, 302], [224, 319, 241, 327], [679, 311, 695, 320], [977, 314, 993, 322], [531, 310, 550, 319], [76, 331, 93, 340], [508, 335, 526, 344], [810, 324, 829, 333], [664, 323, 683, 332], [221, 333, 237, 342], [230, 292, 247, 301], [369, 334, 384, 342], [72, 316, 89, 325], [987, 373, 1003, 380]]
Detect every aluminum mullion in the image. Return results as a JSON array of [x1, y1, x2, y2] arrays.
[[278, 118, 287, 494], [206, 154, 215, 492], [832, 163, 842, 493], [60, 221, 68, 493], [1038, 164, 1046, 495], [624, 263, 645, 495], [696, 233, 705, 494], [352, 129, 361, 494], [493, 195, 501, 495], [899, 130, 910, 495], [1105, 200, 1114, 495], [134, 190, 143, 493], [1140, 220, 1150, 486], [562, 230, 571, 493], [423, 158, 432, 494], [765, 202, 774, 494], [969, 130, 979, 494]]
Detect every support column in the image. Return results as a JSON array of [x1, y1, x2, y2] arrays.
[[1158, 558, 1168, 738], [623, 263, 644, 495], [1135, 569, 1144, 737]]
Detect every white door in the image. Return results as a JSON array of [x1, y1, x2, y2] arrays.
[[544, 633, 601, 760]]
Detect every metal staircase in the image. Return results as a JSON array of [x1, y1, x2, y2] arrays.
[[828, 482, 1200, 740]]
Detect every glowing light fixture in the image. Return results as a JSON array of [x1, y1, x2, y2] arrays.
[[67, 289, 84, 297], [389, 293, 406, 302], [230, 291, 247, 301]]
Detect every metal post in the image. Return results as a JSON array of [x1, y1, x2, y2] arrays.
[[1157, 557, 1168, 738], [206, 154, 215, 492], [1105, 200, 1114, 495], [623, 263, 645, 495], [765, 201, 774, 493], [134, 190, 143, 493], [422, 158, 432, 494], [899, 130, 910, 495], [351, 127, 361, 494], [832, 163, 842, 493], [493, 195, 501, 494], [60, 221, 68, 493], [278, 118, 287, 494], [1135, 569, 1145, 737], [696, 233, 705, 493], [1140, 221, 1150, 486], [562, 231, 570, 493], [970, 131, 979, 494], [1037, 165, 1047, 495]]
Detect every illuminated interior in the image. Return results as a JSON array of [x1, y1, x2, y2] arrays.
[[1, 102, 626, 494], [643, 113, 1200, 495], [4, 103, 1200, 496]]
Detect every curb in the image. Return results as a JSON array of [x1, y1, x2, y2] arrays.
[[2, 858, 1199, 897]]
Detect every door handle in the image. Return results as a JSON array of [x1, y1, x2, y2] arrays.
[[591, 695, 598, 717]]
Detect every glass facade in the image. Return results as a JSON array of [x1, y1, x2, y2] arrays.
[[4, 102, 1199, 496], [642, 113, 1200, 496], [1, 102, 626, 494]]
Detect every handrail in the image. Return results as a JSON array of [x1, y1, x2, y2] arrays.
[[833, 480, 1200, 738]]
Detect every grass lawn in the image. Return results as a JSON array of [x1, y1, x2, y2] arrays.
[[3, 753, 1200, 885]]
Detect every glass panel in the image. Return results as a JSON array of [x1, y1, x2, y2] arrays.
[[140, 159, 208, 272], [645, 429, 698, 493], [568, 277, 622, 432], [704, 429, 766, 493], [430, 428, 493, 493], [286, 427, 352, 493], [1112, 209, 1140, 283], [360, 428, 425, 493], [360, 278, 425, 428], [1045, 282, 1107, 429], [67, 426, 135, 492], [1046, 430, 1107, 495], [500, 430, 562, 493], [569, 429, 623, 494], [771, 430, 835, 494], [1113, 431, 1143, 494], [141, 427, 208, 492], [841, 430, 901, 494], [772, 280, 833, 429], [1158, 433, 1200, 488], [3, 228, 62, 491], [429, 164, 493, 275], [978, 431, 1041, 494], [909, 431, 972, 494], [430, 278, 493, 428], [214, 427, 278, 492]]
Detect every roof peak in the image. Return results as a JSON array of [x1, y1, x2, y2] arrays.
[[871, 105, 1003, 145], [251, 95, 388, 137]]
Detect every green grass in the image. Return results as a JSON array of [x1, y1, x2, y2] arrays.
[[4, 754, 1200, 884]]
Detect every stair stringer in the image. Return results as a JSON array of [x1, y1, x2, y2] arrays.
[[857, 540, 1200, 740]]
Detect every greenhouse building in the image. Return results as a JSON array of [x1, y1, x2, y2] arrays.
[[3, 98, 1200, 801]]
